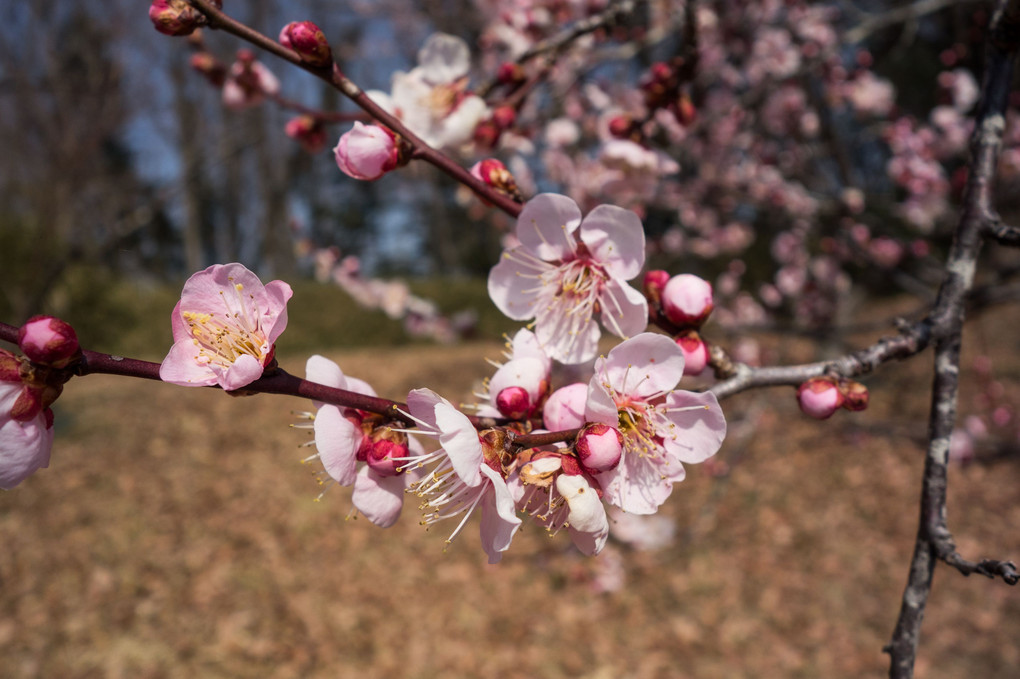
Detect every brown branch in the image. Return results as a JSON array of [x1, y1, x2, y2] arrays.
[[476, 0, 638, 98], [885, 2, 1020, 677]]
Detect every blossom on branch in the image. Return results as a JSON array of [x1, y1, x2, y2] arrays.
[[368, 33, 488, 151], [160, 263, 292, 391], [334, 123, 400, 180], [0, 350, 55, 490], [488, 193, 648, 364], [302, 355, 420, 527], [222, 50, 280, 110], [403, 388, 521, 563], [584, 333, 727, 514]]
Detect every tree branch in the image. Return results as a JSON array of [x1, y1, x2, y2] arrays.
[[886, 2, 1020, 677], [185, 0, 523, 218]]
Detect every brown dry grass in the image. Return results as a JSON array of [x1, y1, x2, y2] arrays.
[[2, 314, 1020, 678]]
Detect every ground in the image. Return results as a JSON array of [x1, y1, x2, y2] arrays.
[[1, 309, 1019, 678]]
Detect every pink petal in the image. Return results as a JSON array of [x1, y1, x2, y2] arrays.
[[406, 388, 444, 430], [305, 355, 347, 390], [352, 467, 406, 528], [0, 414, 53, 490], [600, 455, 673, 515], [599, 279, 649, 340], [487, 250, 541, 321], [516, 193, 582, 262], [600, 334, 684, 399], [262, 280, 293, 344], [535, 304, 600, 364], [314, 406, 361, 486], [489, 357, 547, 404], [569, 525, 608, 556], [544, 382, 589, 431], [417, 33, 470, 84], [584, 378, 619, 427], [578, 204, 646, 280], [159, 340, 219, 387], [662, 390, 727, 464], [220, 353, 266, 391], [478, 466, 522, 564], [433, 401, 483, 487]]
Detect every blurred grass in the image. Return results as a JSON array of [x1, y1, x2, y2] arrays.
[[6, 268, 515, 361]]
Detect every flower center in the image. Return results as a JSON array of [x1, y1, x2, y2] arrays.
[[182, 282, 269, 369]]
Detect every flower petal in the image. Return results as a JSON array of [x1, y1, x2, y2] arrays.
[[220, 353, 265, 391], [305, 355, 347, 390], [487, 251, 543, 321], [417, 33, 470, 84], [434, 400, 483, 487], [314, 406, 361, 486], [662, 390, 727, 464], [516, 193, 582, 262], [478, 465, 522, 564], [352, 466, 406, 528], [578, 204, 645, 280], [159, 340, 220, 387], [599, 454, 673, 515], [0, 414, 53, 490], [599, 279, 649, 340], [601, 333, 684, 399]]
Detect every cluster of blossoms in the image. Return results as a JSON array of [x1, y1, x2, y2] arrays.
[[0, 317, 80, 489]]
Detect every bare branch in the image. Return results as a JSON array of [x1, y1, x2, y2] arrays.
[[842, 0, 985, 45]]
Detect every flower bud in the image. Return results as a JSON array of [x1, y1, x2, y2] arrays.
[[661, 274, 714, 328], [285, 115, 328, 153], [675, 331, 709, 376], [608, 115, 636, 139], [190, 52, 226, 87], [365, 439, 407, 477], [491, 106, 516, 130], [470, 158, 522, 202], [643, 269, 670, 307], [575, 423, 623, 473], [495, 386, 531, 420], [334, 123, 399, 180], [472, 119, 502, 149], [0, 349, 22, 382], [18, 316, 80, 368], [496, 62, 525, 87], [797, 377, 844, 419], [279, 21, 333, 68], [841, 380, 869, 412], [148, 0, 209, 37], [543, 382, 588, 431]]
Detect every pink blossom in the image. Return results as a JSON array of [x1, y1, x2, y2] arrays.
[[160, 263, 292, 391], [488, 193, 648, 364], [508, 454, 609, 556], [222, 51, 280, 110], [575, 423, 623, 473], [0, 376, 54, 490], [584, 333, 727, 514], [334, 123, 399, 180], [373, 33, 489, 151], [481, 329, 551, 420], [303, 355, 419, 527], [404, 388, 521, 563], [286, 116, 328, 154]]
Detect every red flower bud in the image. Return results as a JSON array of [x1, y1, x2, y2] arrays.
[[279, 21, 333, 68], [18, 316, 80, 368], [797, 377, 844, 419]]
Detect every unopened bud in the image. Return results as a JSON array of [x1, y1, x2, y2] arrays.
[[497, 62, 526, 87], [279, 21, 333, 68], [0, 349, 22, 382], [18, 316, 80, 368], [543, 382, 588, 431], [473, 119, 501, 149], [841, 380, 869, 412], [470, 158, 522, 202], [608, 115, 636, 139], [285, 115, 328, 153], [676, 331, 709, 376], [797, 377, 844, 419], [491, 106, 516, 130], [334, 123, 399, 180], [149, 0, 209, 37], [495, 385, 531, 420], [661, 274, 714, 328], [575, 423, 623, 473], [643, 269, 670, 306], [674, 93, 696, 126]]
